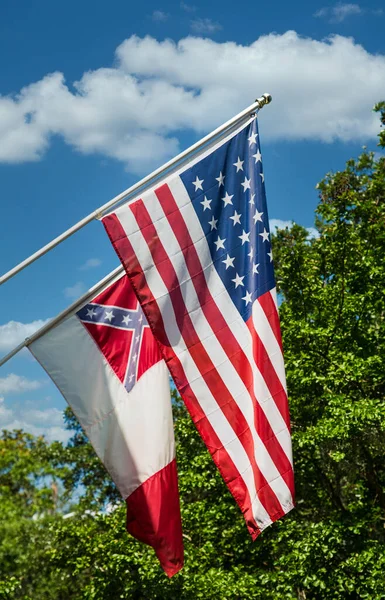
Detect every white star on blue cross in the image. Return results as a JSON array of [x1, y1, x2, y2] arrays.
[[76, 301, 149, 393]]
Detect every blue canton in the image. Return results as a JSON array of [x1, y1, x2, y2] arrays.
[[76, 302, 148, 393], [180, 116, 275, 323]]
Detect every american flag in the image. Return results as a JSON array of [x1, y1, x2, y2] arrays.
[[102, 115, 294, 538]]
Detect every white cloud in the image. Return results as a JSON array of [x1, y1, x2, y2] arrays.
[[151, 10, 168, 22], [0, 319, 50, 352], [315, 3, 383, 22], [0, 373, 42, 394], [3, 417, 70, 443], [0, 396, 13, 420], [64, 281, 87, 299], [269, 218, 320, 239], [0, 396, 70, 443], [332, 3, 362, 20], [180, 2, 196, 12], [0, 96, 49, 162], [1, 32, 385, 171], [269, 219, 294, 234], [306, 227, 320, 239], [79, 258, 102, 270], [23, 407, 64, 425], [315, 3, 362, 22], [190, 18, 222, 33]]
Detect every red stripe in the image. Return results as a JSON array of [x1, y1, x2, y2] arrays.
[[245, 315, 293, 498], [258, 292, 283, 352], [125, 459, 184, 578], [129, 199, 284, 520], [246, 305, 291, 430], [155, 184, 294, 501], [103, 212, 261, 538]]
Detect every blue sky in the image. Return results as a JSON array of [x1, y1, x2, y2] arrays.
[[0, 0, 384, 440]]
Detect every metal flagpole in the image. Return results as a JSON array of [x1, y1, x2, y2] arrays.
[[0, 265, 125, 368], [0, 94, 272, 287]]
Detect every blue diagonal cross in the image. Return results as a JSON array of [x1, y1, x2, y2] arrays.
[[77, 301, 149, 392]]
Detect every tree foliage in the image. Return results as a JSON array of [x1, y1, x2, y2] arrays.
[[1, 104, 385, 599]]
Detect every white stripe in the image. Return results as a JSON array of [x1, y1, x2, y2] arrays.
[[116, 204, 273, 529], [30, 316, 174, 499], [270, 288, 279, 310], [252, 299, 287, 393], [142, 189, 292, 510], [167, 176, 293, 469]]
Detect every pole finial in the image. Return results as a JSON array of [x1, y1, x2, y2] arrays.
[[262, 93, 272, 104], [256, 93, 272, 108]]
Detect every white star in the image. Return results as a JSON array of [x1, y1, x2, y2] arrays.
[[232, 273, 245, 288], [248, 132, 258, 146], [252, 263, 260, 274], [253, 209, 263, 224], [229, 210, 242, 226], [135, 334, 140, 343], [222, 254, 235, 269], [193, 176, 204, 191], [129, 373, 135, 383], [239, 230, 250, 245], [233, 157, 244, 172], [241, 177, 251, 192], [249, 194, 255, 206], [139, 314, 143, 323], [260, 172, 265, 183], [214, 236, 226, 251], [242, 290, 253, 305], [122, 314, 132, 325], [104, 310, 114, 322], [267, 250, 273, 262], [259, 228, 269, 243], [252, 149, 262, 163], [221, 192, 234, 207], [216, 171, 225, 187], [208, 216, 218, 230], [200, 196, 212, 211], [248, 246, 253, 261], [86, 308, 96, 319], [132, 353, 138, 362]]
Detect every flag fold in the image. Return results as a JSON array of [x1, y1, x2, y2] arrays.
[[29, 273, 184, 577], [102, 115, 295, 539]]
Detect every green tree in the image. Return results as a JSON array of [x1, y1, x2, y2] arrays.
[[374, 101, 385, 148], [0, 430, 81, 599]]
